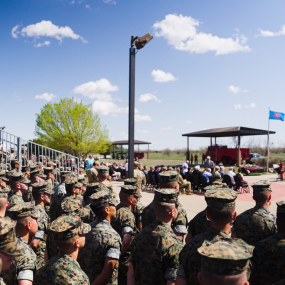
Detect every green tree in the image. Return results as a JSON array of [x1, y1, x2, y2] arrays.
[[35, 98, 110, 157]]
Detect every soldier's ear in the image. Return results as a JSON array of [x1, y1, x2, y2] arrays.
[[232, 211, 237, 221]]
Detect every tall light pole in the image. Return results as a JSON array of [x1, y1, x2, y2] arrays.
[[128, 33, 153, 178]]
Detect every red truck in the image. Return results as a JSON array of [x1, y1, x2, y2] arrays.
[[205, 145, 250, 165]]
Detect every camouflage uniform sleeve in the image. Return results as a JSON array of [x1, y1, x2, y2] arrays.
[[172, 207, 188, 235], [122, 210, 136, 236], [142, 173, 146, 185], [164, 242, 183, 280], [35, 207, 48, 240], [15, 243, 36, 282]]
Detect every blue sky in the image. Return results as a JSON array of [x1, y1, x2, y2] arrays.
[[0, 0, 285, 151]]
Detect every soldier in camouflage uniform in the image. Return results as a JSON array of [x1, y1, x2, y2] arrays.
[[176, 188, 238, 285], [47, 177, 82, 260], [124, 178, 145, 231], [22, 167, 35, 203], [86, 161, 99, 183], [250, 200, 285, 284], [185, 185, 225, 243], [43, 167, 55, 188], [60, 198, 90, 222], [133, 161, 146, 190], [142, 171, 188, 241], [85, 191, 121, 284], [0, 217, 26, 285], [129, 188, 183, 285], [7, 160, 19, 180], [30, 182, 53, 270], [98, 166, 115, 196], [0, 172, 9, 189], [111, 185, 139, 285], [3, 203, 38, 285], [232, 181, 277, 245], [52, 171, 70, 200], [34, 215, 91, 285], [196, 239, 254, 285], [8, 173, 30, 207]]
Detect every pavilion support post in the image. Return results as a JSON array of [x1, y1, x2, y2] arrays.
[[113, 145, 114, 159], [237, 136, 241, 167], [121, 145, 123, 159], [210, 137, 213, 158], [186, 137, 190, 161], [215, 137, 216, 145], [147, 144, 150, 159]]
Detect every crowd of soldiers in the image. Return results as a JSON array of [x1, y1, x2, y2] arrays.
[[0, 158, 284, 284]]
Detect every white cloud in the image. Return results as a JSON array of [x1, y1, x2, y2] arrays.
[[259, 25, 285, 37], [153, 14, 250, 55], [73, 79, 118, 101], [34, 41, 50, 48], [92, 101, 128, 115], [35, 93, 56, 102], [234, 104, 242, 109], [11, 20, 87, 44], [137, 129, 150, 134], [186, 121, 192, 124], [138, 93, 161, 103], [160, 127, 172, 130], [135, 114, 152, 122], [228, 85, 248, 94], [245, 103, 255, 108], [151, 69, 178, 83]]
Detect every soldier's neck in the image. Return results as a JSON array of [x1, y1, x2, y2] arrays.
[[256, 202, 270, 209], [210, 223, 231, 234]]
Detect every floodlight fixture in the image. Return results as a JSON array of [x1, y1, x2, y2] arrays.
[[131, 33, 153, 50]]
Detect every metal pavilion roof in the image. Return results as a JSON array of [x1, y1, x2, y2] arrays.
[[182, 126, 276, 138]]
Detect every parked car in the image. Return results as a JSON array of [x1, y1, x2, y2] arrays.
[[246, 153, 263, 164]]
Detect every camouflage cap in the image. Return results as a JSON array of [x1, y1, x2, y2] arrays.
[[10, 173, 30, 184], [60, 171, 71, 178], [65, 177, 82, 188], [0, 171, 8, 182], [90, 191, 118, 208], [98, 166, 109, 174], [21, 165, 30, 172], [47, 161, 55, 167], [86, 182, 108, 193], [43, 167, 56, 175], [159, 171, 179, 183], [7, 202, 39, 220], [29, 165, 38, 172], [0, 187, 10, 198], [32, 181, 53, 195], [11, 160, 19, 165], [120, 185, 141, 198], [94, 161, 100, 166], [50, 215, 91, 240], [154, 188, 179, 204], [205, 188, 237, 209], [77, 177, 86, 184], [276, 200, 285, 214], [252, 180, 272, 192], [198, 238, 254, 276], [124, 178, 138, 187], [30, 169, 41, 177], [0, 217, 25, 256], [61, 198, 88, 219], [134, 161, 140, 167]]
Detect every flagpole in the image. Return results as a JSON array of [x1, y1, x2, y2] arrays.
[[266, 107, 270, 173]]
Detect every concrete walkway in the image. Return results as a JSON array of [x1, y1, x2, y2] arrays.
[[112, 174, 285, 221]]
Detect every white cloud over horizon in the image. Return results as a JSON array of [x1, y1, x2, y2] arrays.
[[234, 104, 242, 109], [35, 93, 56, 102], [139, 93, 161, 103], [228, 85, 249, 94], [259, 25, 285, 37], [151, 69, 178, 82], [135, 114, 152, 122], [245, 103, 255, 108], [153, 14, 250, 55], [11, 20, 87, 45], [34, 41, 50, 48], [137, 129, 150, 134], [160, 127, 172, 130], [73, 79, 118, 101]]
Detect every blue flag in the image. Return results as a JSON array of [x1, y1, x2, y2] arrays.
[[269, 110, 285, 121]]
